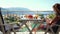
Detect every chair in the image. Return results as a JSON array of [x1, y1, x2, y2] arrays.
[[0, 8, 21, 34], [45, 3, 60, 34], [0, 8, 6, 34], [45, 18, 55, 34]]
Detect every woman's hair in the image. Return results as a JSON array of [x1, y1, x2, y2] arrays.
[[53, 3, 60, 15]]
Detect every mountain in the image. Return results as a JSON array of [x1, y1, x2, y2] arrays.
[[1, 7, 30, 11], [1, 7, 54, 15]]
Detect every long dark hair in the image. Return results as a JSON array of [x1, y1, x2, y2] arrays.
[[53, 3, 60, 15]]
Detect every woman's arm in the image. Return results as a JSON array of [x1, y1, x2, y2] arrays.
[[51, 3, 60, 25], [50, 16, 58, 25]]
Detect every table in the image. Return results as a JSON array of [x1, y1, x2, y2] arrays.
[[0, 19, 44, 34], [20, 19, 44, 34]]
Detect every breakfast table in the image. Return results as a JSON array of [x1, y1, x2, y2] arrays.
[[19, 19, 44, 34]]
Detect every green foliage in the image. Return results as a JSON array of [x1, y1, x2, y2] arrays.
[[38, 14, 44, 19], [4, 16, 18, 23], [8, 16, 17, 22], [48, 14, 56, 19]]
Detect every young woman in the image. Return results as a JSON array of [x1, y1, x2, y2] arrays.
[[32, 3, 60, 34], [50, 3, 60, 34]]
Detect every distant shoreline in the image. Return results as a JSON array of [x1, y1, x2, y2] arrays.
[[2, 11, 54, 15]]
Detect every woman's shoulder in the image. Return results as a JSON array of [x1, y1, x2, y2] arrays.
[[55, 16, 60, 20]]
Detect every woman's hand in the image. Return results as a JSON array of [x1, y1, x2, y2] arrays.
[[46, 18, 56, 27], [45, 18, 52, 25]]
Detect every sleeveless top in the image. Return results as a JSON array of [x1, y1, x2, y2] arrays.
[[56, 19, 60, 25]]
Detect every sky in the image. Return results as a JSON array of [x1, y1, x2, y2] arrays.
[[0, 0, 60, 11]]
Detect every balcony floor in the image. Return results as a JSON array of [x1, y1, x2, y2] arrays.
[[0, 31, 60, 34]]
